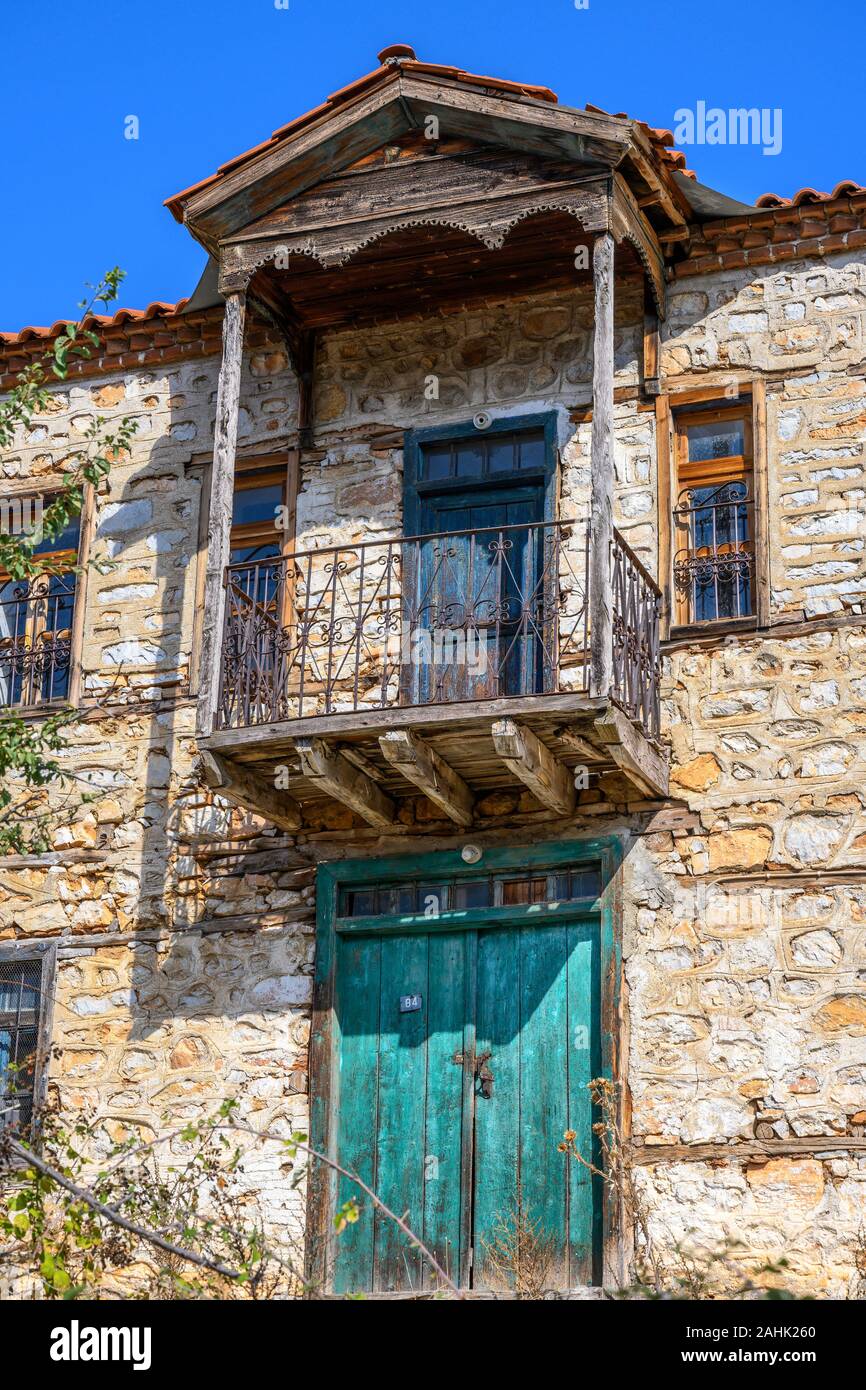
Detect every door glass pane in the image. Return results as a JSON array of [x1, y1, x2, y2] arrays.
[[518, 435, 546, 470], [339, 866, 601, 916], [452, 880, 490, 910], [453, 444, 483, 479], [421, 446, 451, 482], [487, 439, 516, 474]]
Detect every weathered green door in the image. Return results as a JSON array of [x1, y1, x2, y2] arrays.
[[330, 915, 602, 1293]]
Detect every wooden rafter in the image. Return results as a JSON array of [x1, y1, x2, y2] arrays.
[[491, 719, 576, 816], [297, 737, 396, 828], [199, 750, 301, 832], [379, 729, 474, 826]]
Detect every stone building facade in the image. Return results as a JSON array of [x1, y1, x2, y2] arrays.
[[1, 48, 865, 1296]]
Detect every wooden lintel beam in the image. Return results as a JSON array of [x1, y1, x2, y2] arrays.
[[593, 705, 669, 799], [199, 749, 301, 832], [297, 737, 395, 829], [492, 719, 576, 816], [379, 729, 474, 827]]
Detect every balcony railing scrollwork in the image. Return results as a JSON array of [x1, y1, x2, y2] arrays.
[[216, 520, 662, 741]]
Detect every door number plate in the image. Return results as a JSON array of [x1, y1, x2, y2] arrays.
[[399, 993, 423, 1013]]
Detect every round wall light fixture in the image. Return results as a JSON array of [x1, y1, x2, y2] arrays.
[[473, 411, 492, 431], [461, 844, 482, 864]]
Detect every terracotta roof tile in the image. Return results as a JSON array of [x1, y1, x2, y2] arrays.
[[0, 300, 188, 348], [756, 180, 866, 209]]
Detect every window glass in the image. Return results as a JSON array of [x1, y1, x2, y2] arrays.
[[686, 419, 744, 462], [232, 482, 283, 529], [339, 866, 601, 916], [0, 959, 42, 1130]]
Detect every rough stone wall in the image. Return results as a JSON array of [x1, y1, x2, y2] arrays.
[[664, 252, 866, 620], [1, 250, 865, 1293]]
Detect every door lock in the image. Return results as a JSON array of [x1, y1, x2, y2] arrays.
[[450, 1048, 494, 1099]]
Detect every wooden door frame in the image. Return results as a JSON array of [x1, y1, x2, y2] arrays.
[[306, 834, 624, 1294]]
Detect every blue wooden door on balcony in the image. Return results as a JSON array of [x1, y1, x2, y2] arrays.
[[331, 916, 601, 1294], [413, 483, 544, 704]]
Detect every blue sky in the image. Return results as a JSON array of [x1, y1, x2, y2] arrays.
[[2, 0, 863, 331]]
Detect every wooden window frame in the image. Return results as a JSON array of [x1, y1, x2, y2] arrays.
[[0, 941, 56, 1137], [0, 483, 94, 713], [657, 384, 769, 639], [189, 449, 299, 697]]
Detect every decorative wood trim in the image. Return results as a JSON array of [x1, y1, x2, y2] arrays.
[[199, 749, 301, 832], [297, 737, 396, 829], [589, 231, 615, 699], [379, 729, 474, 826], [196, 291, 246, 739], [610, 174, 666, 320], [752, 376, 771, 627], [491, 718, 576, 815]]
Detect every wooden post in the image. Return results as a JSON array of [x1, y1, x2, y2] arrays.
[[197, 290, 246, 739], [67, 480, 96, 708], [642, 308, 660, 397], [589, 231, 615, 699]]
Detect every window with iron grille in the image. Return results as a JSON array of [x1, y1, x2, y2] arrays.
[[0, 958, 44, 1130], [673, 407, 755, 626], [0, 506, 80, 710]]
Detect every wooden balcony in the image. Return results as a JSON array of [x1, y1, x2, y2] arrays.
[[197, 521, 668, 831]]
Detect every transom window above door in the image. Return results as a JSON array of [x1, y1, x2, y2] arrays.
[[419, 429, 546, 484], [339, 866, 601, 918]]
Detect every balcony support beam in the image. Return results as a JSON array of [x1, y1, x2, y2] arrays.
[[492, 718, 576, 816], [379, 729, 474, 827], [197, 289, 246, 739], [593, 705, 669, 799], [199, 749, 301, 832], [589, 230, 615, 700], [297, 737, 396, 829]]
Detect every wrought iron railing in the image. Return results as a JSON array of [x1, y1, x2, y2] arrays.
[[673, 482, 755, 624], [216, 520, 662, 740], [0, 574, 75, 709], [612, 530, 662, 741]]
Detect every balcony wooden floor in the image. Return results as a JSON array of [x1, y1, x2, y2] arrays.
[[199, 691, 669, 832]]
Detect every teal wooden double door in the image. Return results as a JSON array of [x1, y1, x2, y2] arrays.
[[330, 917, 602, 1293]]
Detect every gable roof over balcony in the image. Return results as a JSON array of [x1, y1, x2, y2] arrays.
[[165, 44, 692, 255]]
